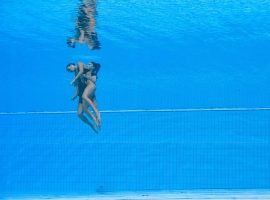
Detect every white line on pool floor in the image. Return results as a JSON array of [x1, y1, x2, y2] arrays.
[[1, 107, 270, 115]]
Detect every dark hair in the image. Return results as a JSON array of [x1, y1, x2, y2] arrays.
[[90, 62, 101, 76], [66, 63, 75, 72]]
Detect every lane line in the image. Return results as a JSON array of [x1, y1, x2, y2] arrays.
[[0, 107, 270, 115]]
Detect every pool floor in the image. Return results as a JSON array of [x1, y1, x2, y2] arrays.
[[6, 190, 270, 200]]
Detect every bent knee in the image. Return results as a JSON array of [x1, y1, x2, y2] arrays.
[[82, 95, 88, 101], [82, 93, 94, 100]]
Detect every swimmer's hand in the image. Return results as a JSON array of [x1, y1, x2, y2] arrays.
[[70, 79, 76, 85], [71, 95, 77, 101]]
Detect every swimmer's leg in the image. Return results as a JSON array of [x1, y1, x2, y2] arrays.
[[82, 100, 99, 128], [77, 102, 98, 133], [82, 82, 101, 127], [92, 95, 101, 128]]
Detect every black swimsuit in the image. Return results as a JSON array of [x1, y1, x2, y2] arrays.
[[75, 70, 87, 103], [76, 63, 100, 103]]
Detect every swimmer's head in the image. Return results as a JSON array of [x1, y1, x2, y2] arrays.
[[92, 62, 101, 69], [66, 63, 76, 72], [87, 62, 95, 70], [67, 38, 76, 48]]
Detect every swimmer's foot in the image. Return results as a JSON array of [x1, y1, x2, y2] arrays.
[[92, 118, 100, 133], [97, 123, 101, 131], [93, 124, 100, 134], [89, 123, 99, 134], [97, 120, 101, 129], [96, 114, 102, 128]]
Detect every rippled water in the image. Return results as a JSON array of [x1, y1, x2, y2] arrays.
[[1, 0, 270, 44]]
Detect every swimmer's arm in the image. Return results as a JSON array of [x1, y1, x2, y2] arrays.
[[71, 83, 78, 100], [70, 62, 84, 85], [78, 29, 85, 43]]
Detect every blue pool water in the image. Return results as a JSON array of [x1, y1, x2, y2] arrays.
[[1, 0, 270, 198]]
